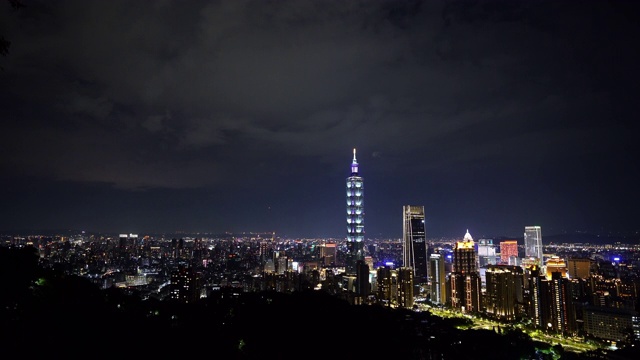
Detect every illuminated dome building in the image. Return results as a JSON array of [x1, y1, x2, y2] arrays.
[[450, 230, 481, 313]]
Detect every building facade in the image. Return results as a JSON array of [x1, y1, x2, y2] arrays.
[[477, 238, 498, 267], [567, 258, 593, 279], [545, 256, 568, 280], [499, 240, 519, 265], [583, 306, 638, 343]]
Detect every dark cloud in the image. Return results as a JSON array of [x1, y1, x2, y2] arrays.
[[1, 0, 638, 238]]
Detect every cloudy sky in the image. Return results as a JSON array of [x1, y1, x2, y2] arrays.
[[1, 0, 638, 240]]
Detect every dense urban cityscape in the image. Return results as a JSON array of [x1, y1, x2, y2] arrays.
[[2, 150, 639, 359], [3, 1, 639, 358]]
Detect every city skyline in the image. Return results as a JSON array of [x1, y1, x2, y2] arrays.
[[1, 1, 639, 240]]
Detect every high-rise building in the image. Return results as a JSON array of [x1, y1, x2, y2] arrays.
[[319, 242, 337, 266], [453, 230, 477, 274], [259, 241, 272, 269], [499, 240, 519, 265], [346, 148, 364, 275], [118, 233, 138, 254], [264, 258, 275, 273], [398, 267, 414, 309], [169, 265, 201, 304], [524, 261, 577, 335], [525, 265, 543, 328], [402, 205, 428, 285], [376, 265, 397, 307], [540, 272, 576, 335], [477, 238, 497, 267], [355, 259, 371, 301], [545, 256, 568, 280], [524, 226, 543, 266], [567, 258, 592, 279], [429, 253, 446, 305], [484, 265, 523, 321], [450, 230, 482, 314], [277, 256, 290, 274]]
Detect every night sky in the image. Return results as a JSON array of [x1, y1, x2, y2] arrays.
[[1, 0, 639, 240]]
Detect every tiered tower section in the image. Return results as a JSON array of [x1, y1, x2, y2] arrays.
[[346, 148, 364, 275]]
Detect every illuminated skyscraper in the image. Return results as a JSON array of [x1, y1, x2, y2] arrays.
[[524, 262, 577, 335], [540, 272, 575, 334], [450, 230, 482, 313], [524, 226, 543, 265], [346, 148, 364, 275], [402, 205, 428, 284], [429, 253, 446, 305], [485, 264, 523, 321], [398, 267, 415, 309], [453, 230, 477, 274], [526, 265, 543, 328]]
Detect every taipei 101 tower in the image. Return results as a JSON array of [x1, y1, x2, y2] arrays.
[[346, 148, 364, 275]]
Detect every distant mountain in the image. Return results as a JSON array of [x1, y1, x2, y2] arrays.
[[542, 232, 639, 245], [0, 229, 263, 240], [490, 232, 639, 246], [0, 229, 88, 236]]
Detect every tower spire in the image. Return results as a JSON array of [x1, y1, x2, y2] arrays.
[[351, 148, 359, 175]]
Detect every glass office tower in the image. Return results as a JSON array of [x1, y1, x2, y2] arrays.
[[403, 205, 428, 284], [524, 226, 543, 265], [346, 148, 364, 275]]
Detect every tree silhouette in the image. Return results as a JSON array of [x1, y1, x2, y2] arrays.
[[1, 0, 25, 69], [0, 245, 40, 309]]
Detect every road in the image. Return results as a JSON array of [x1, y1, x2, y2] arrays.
[[419, 304, 602, 354]]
